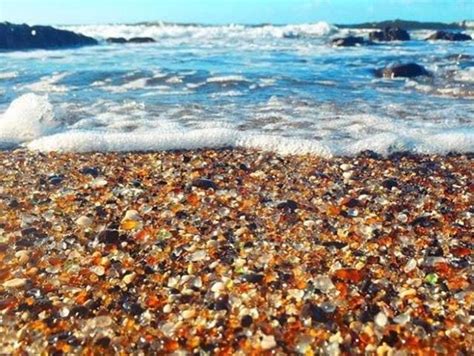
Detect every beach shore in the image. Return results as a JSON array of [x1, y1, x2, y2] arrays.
[[0, 148, 472, 354]]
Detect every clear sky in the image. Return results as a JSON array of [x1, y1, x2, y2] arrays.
[[0, 0, 472, 25]]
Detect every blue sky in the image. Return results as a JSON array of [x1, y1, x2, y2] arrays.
[[0, 0, 472, 25]]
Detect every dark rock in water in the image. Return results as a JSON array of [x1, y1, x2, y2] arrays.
[[337, 20, 466, 31], [106, 37, 156, 44], [426, 31, 472, 41], [331, 36, 370, 47], [192, 179, 218, 190], [128, 37, 156, 43], [369, 27, 410, 41], [106, 37, 127, 44], [0, 22, 98, 50], [375, 63, 431, 78], [283, 32, 300, 39]]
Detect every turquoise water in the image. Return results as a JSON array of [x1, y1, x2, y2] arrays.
[[0, 23, 473, 155]]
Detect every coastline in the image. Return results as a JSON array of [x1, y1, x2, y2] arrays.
[[0, 148, 472, 353]]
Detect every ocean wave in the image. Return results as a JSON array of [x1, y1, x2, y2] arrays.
[[2, 93, 473, 157], [25, 126, 474, 157], [62, 22, 336, 41], [206, 75, 249, 84], [0, 93, 62, 145]]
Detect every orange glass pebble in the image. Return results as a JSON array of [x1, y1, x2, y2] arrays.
[[163, 340, 180, 352], [0, 268, 11, 282], [446, 276, 468, 290], [187, 193, 200, 206], [146, 295, 161, 309], [134, 229, 150, 242], [75, 291, 88, 305], [327, 205, 340, 216], [334, 268, 364, 283], [434, 262, 453, 277], [451, 247, 471, 257], [121, 219, 139, 230]]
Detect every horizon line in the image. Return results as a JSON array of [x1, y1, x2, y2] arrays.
[[2, 18, 473, 28]]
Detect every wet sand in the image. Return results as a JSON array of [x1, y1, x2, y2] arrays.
[[0, 149, 472, 354]]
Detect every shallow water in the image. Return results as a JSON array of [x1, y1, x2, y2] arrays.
[[0, 23, 473, 155]]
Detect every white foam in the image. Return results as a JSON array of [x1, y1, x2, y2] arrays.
[[0, 71, 18, 80], [23, 125, 474, 157], [0, 94, 61, 145], [62, 22, 336, 41], [27, 128, 239, 152], [22, 73, 68, 93], [207, 75, 249, 83], [103, 78, 148, 93], [454, 67, 474, 83]]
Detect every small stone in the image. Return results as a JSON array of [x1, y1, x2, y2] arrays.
[[340, 164, 351, 171], [375, 312, 388, 327], [3, 278, 27, 288], [192, 179, 218, 190], [211, 282, 225, 293], [404, 259, 417, 273], [303, 303, 329, 323], [393, 313, 410, 325], [80, 167, 100, 177], [98, 229, 120, 244], [241, 315, 253, 327], [382, 179, 398, 190], [242, 273, 264, 283], [277, 200, 298, 212], [260, 334, 276, 350], [397, 213, 408, 223], [123, 210, 141, 221], [182, 309, 196, 319], [347, 208, 359, 217], [342, 171, 353, 179], [91, 265, 105, 276], [91, 177, 108, 188], [15, 250, 29, 265], [76, 216, 93, 228], [189, 250, 207, 262], [314, 275, 335, 293], [123, 273, 136, 285]]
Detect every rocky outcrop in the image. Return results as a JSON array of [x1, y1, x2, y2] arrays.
[[331, 36, 370, 47], [0, 22, 97, 50], [369, 27, 410, 41], [426, 31, 472, 41], [375, 63, 431, 78], [106, 37, 156, 44], [128, 37, 156, 43], [106, 37, 127, 44], [337, 20, 466, 31]]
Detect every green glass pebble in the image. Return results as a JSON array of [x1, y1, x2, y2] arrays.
[[425, 273, 438, 285]]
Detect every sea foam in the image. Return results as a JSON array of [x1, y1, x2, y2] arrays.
[[0, 93, 470, 156], [62, 22, 336, 41], [0, 94, 61, 146]]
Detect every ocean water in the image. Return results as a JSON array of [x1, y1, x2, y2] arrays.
[[0, 22, 473, 156]]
